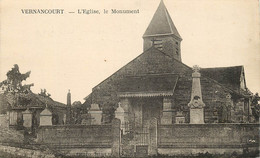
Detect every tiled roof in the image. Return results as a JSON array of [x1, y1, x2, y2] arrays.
[[118, 74, 179, 93], [143, 0, 181, 39], [92, 47, 192, 91], [201, 66, 243, 92], [0, 92, 66, 111]]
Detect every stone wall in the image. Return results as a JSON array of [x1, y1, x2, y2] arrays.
[[157, 124, 259, 156], [0, 145, 54, 158], [36, 119, 121, 157]]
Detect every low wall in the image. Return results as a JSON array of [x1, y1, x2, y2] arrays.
[[158, 124, 259, 156], [37, 119, 120, 157], [0, 144, 55, 158]]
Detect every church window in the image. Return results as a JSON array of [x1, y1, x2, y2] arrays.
[[176, 42, 178, 45], [151, 38, 163, 50]]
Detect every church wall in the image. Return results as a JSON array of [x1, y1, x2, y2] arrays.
[[157, 124, 259, 156], [200, 77, 230, 123]]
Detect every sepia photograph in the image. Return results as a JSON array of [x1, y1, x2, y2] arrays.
[[0, 0, 259, 157]]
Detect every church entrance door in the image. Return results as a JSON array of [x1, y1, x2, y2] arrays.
[[127, 97, 162, 157]]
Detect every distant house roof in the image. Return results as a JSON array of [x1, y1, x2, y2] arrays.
[[32, 93, 66, 109], [0, 92, 66, 112], [201, 66, 243, 92], [143, 0, 181, 39]]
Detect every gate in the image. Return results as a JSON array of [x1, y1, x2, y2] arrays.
[[134, 126, 149, 157], [135, 126, 149, 145], [120, 118, 158, 157]]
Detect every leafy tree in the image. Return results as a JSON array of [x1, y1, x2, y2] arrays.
[[251, 93, 260, 122], [72, 101, 83, 124], [4, 64, 33, 93], [0, 64, 34, 107]]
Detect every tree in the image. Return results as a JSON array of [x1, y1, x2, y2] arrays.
[[2, 64, 33, 94], [72, 101, 83, 124], [0, 64, 34, 107], [251, 93, 260, 122]]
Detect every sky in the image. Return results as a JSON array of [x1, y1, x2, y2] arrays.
[[1, 0, 260, 104]]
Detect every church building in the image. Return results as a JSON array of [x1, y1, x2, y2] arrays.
[[83, 0, 253, 129]]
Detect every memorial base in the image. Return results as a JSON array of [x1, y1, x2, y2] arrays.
[[190, 108, 204, 124]]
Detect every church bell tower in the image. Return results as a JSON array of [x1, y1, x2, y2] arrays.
[[143, 0, 182, 62]]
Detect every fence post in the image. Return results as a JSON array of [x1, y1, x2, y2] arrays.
[[148, 117, 158, 156], [111, 118, 121, 157]]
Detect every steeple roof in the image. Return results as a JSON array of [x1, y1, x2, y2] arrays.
[[143, 0, 181, 39]]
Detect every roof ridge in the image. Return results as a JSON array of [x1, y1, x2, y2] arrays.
[[202, 65, 243, 69], [126, 73, 180, 77]]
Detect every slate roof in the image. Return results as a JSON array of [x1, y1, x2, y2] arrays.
[[143, 0, 181, 39], [118, 74, 179, 93], [201, 66, 243, 92], [92, 47, 192, 91]]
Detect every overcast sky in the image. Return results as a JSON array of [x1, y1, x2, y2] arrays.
[[1, 0, 259, 104]]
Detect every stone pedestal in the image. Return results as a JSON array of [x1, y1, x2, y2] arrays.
[[188, 65, 205, 124], [190, 109, 204, 124], [148, 117, 158, 156], [111, 118, 121, 157], [22, 109, 32, 128], [40, 108, 52, 126], [9, 111, 18, 125], [89, 104, 102, 125], [161, 98, 172, 124], [175, 111, 185, 124]]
